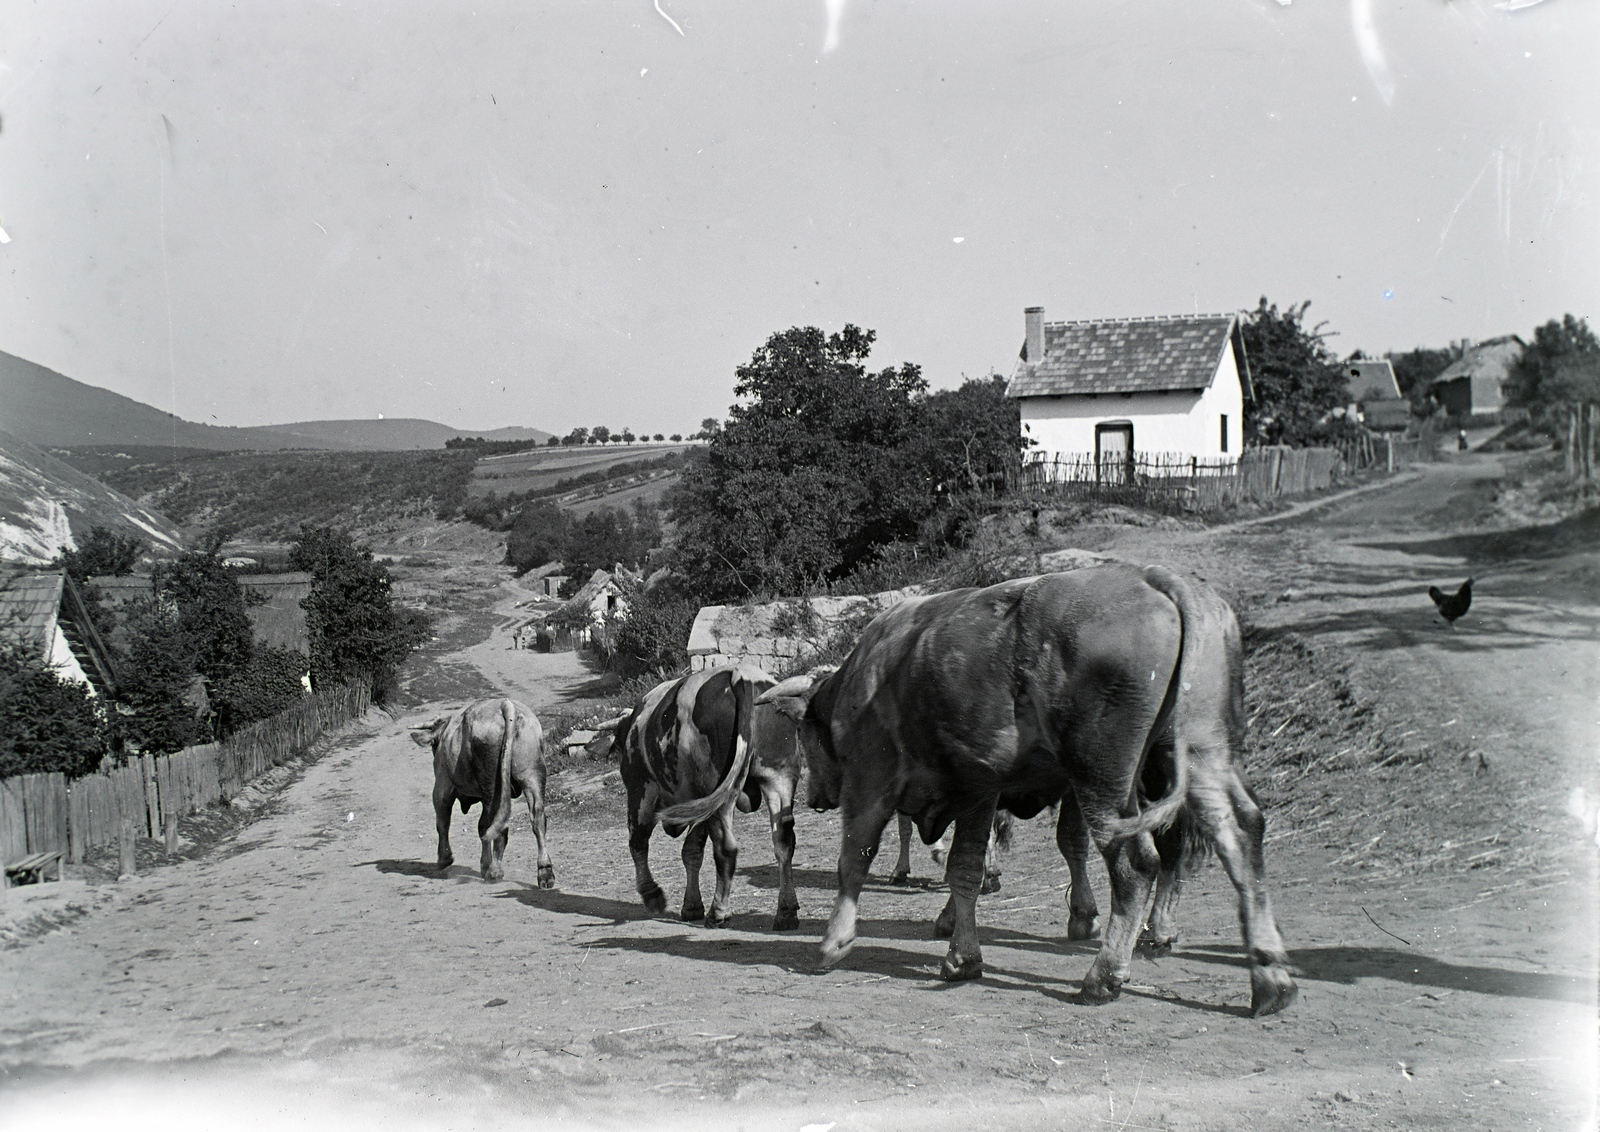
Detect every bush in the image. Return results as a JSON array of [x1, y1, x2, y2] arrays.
[[607, 578, 698, 678], [0, 642, 108, 778], [211, 646, 311, 733], [113, 598, 205, 755]]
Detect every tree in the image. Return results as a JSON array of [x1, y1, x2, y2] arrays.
[[114, 597, 205, 755], [545, 435, 561, 447], [153, 545, 254, 691], [696, 418, 722, 440], [55, 527, 145, 584], [653, 433, 665, 442], [563, 427, 589, 447], [669, 325, 931, 598], [560, 505, 659, 584], [1239, 298, 1350, 445], [504, 500, 571, 575], [0, 641, 107, 778], [290, 528, 429, 701], [1511, 315, 1600, 412], [620, 428, 636, 444], [591, 425, 611, 445]]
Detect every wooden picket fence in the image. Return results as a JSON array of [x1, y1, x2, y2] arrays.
[[1018, 447, 1347, 513], [0, 680, 371, 869]]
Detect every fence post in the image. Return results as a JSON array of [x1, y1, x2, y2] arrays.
[[164, 812, 179, 855], [141, 754, 160, 838], [118, 815, 137, 878]]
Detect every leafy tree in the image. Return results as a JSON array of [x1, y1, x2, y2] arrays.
[[55, 527, 145, 584], [670, 433, 683, 442], [114, 597, 205, 755], [652, 433, 664, 442], [290, 528, 430, 701], [0, 641, 108, 778], [916, 375, 1025, 495], [1511, 315, 1600, 411], [505, 499, 571, 575], [563, 427, 589, 446], [591, 425, 611, 445], [608, 574, 697, 678], [211, 645, 310, 731], [153, 544, 254, 690], [696, 418, 721, 440], [1239, 298, 1350, 445], [546, 436, 561, 447], [668, 325, 931, 598], [620, 428, 636, 444], [560, 505, 660, 586]]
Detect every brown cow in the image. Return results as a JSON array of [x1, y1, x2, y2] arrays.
[[759, 564, 1296, 1017], [590, 664, 803, 930], [410, 698, 553, 887]]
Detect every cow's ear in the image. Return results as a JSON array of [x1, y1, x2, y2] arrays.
[[408, 722, 439, 748], [584, 732, 617, 758]]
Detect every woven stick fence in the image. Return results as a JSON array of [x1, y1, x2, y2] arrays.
[[1017, 447, 1346, 513]]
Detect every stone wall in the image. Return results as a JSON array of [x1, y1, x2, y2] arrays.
[[686, 589, 924, 674]]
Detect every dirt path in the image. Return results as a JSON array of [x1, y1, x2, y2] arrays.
[[2, 459, 1595, 1131]]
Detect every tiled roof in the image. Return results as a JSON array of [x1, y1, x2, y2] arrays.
[[0, 567, 64, 662], [1008, 314, 1237, 399]]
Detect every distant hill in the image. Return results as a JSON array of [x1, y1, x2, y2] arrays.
[[0, 349, 552, 451], [0, 427, 184, 564]]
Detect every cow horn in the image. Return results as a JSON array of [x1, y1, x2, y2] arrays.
[[591, 714, 629, 733], [755, 670, 826, 705]]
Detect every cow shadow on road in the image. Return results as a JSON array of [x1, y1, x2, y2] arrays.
[[1176, 943, 1596, 1005], [491, 882, 661, 926]]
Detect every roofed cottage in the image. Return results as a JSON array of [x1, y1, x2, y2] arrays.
[[1006, 309, 1251, 469]]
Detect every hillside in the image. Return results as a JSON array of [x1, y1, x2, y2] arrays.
[[0, 349, 550, 451], [60, 447, 478, 541], [0, 428, 184, 564]]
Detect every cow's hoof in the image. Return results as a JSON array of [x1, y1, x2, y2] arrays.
[[704, 910, 731, 929], [772, 907, 800, 932], [1079, 971, 1124, 1005], [641, 887, 667, 915], [681, 902, 707, 924], [890, 868, 911, 886], [483, 865, 505, 882], [1066, 912, 1100, 941], [1138, 930, 1175, 955], [979, 874, 1002, 896], [436, 855, 454, 871], [933, 903, 956, 939], [1249, 965, 1299, 1017], [817, 933, 856, 970], [939, 949, 983, 982], [537, 867, 556, 890]]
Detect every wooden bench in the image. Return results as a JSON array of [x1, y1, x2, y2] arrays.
[[3, 850, 65, 888]]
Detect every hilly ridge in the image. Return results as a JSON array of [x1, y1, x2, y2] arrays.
[[0, 349, 552, 451]]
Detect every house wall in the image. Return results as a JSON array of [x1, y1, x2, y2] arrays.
[[1018, 340, 1245, 458]]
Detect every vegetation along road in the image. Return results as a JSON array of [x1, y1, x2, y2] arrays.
[[1, 451, 1594, 1131]]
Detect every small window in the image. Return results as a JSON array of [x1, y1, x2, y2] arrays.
[[1220, 414, 1229, 454]]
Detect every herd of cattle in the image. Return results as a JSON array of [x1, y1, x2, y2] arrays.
[[410, 563, 1298, 1018]]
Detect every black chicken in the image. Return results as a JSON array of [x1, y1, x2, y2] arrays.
[[1428, 577, 1473, 628]]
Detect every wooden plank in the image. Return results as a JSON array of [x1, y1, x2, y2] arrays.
[[142, 755, 160, 838], [0, 777, 25, 863], [45, 773, 68, 856], [69, 783, 88, 863]]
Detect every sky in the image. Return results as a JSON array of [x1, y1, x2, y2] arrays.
[[0, 0, 1594, 436]]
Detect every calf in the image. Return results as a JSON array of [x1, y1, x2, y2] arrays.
[[410, 698, 553, 886]]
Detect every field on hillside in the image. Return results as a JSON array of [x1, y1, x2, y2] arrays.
[[467, 442, 695, 497]]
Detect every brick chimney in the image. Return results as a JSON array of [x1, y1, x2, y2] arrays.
[[1025, 306, 1044, 364]]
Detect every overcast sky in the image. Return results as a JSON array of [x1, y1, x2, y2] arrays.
[[0, 0, 1594, 435]]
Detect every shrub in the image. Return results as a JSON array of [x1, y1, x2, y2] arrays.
[[0, 641, 108, 778], [113, 597, 205, 755]]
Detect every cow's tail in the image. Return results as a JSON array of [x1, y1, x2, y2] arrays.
[[656, 669, 760, 829], [1103, 565, 1205, 842], [490, 699, 518, 830]]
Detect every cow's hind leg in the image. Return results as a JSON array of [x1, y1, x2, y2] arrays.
[[891, 814, 914, 885], [476, 803, 510, 882], [1140, 813, 1187, 953], [1191, 757, 1297, 1016], [433, 780, 455, 871], [938, 799, 999, 981], [522, 772, 555, 889], [705, 810, 740, 928], [679, 822, 711, 923], [978, 812, 1009, 895], [1079, 798, 1161, 1005], [628, 789, 667, 915], [764, 779, 800, 931], [819, 793, 896, 969], [1056, 792, 1100, 940]]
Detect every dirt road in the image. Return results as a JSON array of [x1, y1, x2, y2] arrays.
[[2, 456, 1595, 1131]]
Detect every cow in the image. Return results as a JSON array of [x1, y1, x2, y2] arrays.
[[758, 564, 1297, 1017], [589, 664, 803, 930], [890, 810, 1014, 892], [409, 697, 554, 887]]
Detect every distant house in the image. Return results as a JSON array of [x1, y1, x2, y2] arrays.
[[1342, 359, 1411, 432], [1007, 309, 1252, 472], [1429, 337, 1523, 417], [0, 567, 119, 695]]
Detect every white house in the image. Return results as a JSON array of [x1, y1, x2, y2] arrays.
[[1007, 308, 1251, 472]]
